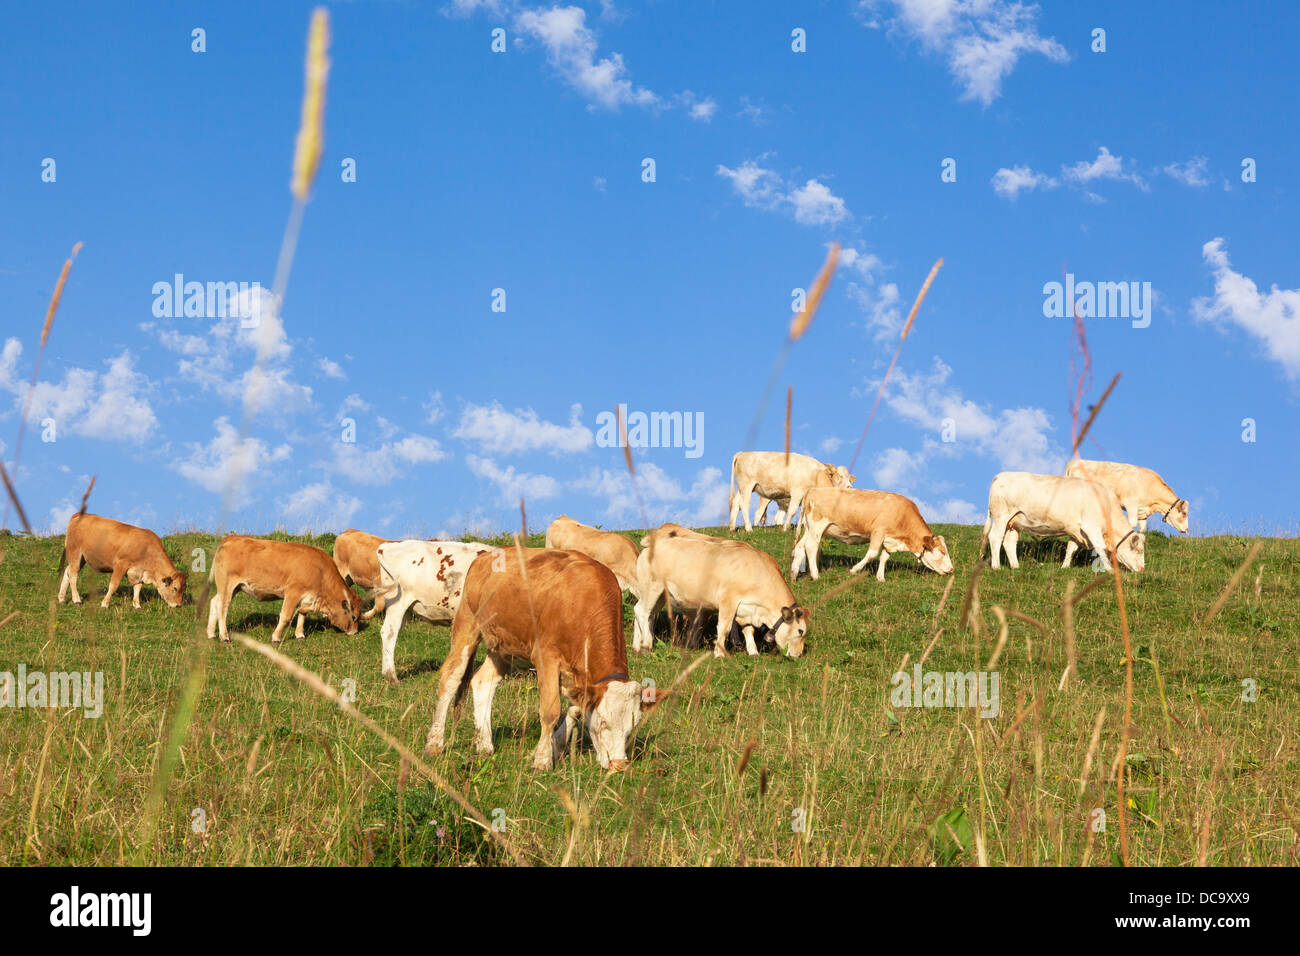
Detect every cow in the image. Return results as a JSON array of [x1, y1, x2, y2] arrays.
[[544, 515, 639, 598], [332, 528, 393, 620], [634, 523, 809, 658], [373, 540, 494, 685], [1065, 459, 1189, 534], [205, 535, 360, 643], [424, 547, 663, 771], [983, 472, 1146, 573], [791, 488, 954, 582], [57, 513, 187, 609], [729, 451, 855, 532]]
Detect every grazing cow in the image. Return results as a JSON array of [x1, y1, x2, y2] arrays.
[[205, 536, 360, 643], [729, 451, 855, 532], [425, 547, 662, 771], [1065, 459, 1189, 534], [544, 515, 639, 598], [332, 528, 393, 620], [634, 523, 809, 658], [373, 540, 494, 684], [58, 513, 187, 609], [983, 472, 1146, 573], [791, 488, 954, 582]]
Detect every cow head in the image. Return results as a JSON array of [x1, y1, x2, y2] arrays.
[[1116, 531, 1146, 573], [1165, 499, 1190, 534], [771, 604, 809, 657], [327, 590, 361, 635], [919, 534, 954, 575], [157, 571, 187, 607], [834, 465, 856, 488], [587, 679, 665, 771]]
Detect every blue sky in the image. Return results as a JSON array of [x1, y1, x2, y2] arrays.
[[1, 0, 1297, 539]]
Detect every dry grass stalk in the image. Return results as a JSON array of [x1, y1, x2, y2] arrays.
[[985, 606, 1010, 670], [291, 8, 330, 201], [231, 633, 526, 864], [1071, 372, 1121, 457], [1058, 579, 1077, 691], [616, 405, 649, 530], [783, 386, 792, 467], [1203, 541, 1264, 626], [1107, 549, 1135, 867]]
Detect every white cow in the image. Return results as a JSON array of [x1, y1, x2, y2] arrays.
[[1065, 459, 1189, 533], [374, 540, 494, 684], [983, 472, 1146, 573], [729, 451, 855, 532]]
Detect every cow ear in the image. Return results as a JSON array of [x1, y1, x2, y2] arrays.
[[162, 575, 171, 585], [922, 535, 935, 550], [781, 605, 795, 623], [641, 686, 670, 709]]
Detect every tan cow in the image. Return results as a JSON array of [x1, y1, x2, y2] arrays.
[[634, 523, 809, 658], [58, 513, 187, 609], [791, 488, 954, 582], [729, 451, 856, 531], [983, 472, 1146, 573], [544, 515, 639, 598], [332, 528, 392, 620], [205, 536, 360, 643], [1065, 459, 1189, 533], [425, 547, 663, 771]]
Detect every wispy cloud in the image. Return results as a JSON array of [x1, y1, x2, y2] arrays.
[[858, 0, 1068, 105], [991, 164, 1057, 199], [717, 159, 850, 226], [452, 401, 594, 454], [1193, 238, 1300, 379], [1163, 155, 1210, 187]]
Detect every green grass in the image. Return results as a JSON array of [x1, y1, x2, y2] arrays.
[[0, 525, 1296, 866]]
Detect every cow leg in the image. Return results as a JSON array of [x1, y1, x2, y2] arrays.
[[754, 496, 770, 527], [270, 591, 302, 644], [1086, 526, 1114, 571], [852, 529, 885, 576], [206, 590, 221, 640], [875, 548, 891, 582], [131, 581, 143, 609], [985, 516, 1004, 570], [379, 593, 417, 685], [798, 520, 826, 580], [363, 589, 385, 622], [470, 652, 506, 755], [742, 624, 759, 657], [1062, 541, 1079, 568], [773, 496, 790, 527], [632, 581, 662, 653], [780, 489, 803, 530], [425, 610, 481, 756], [789, 530, 809, 579], [100, 562, 128, 609], [1004, 529, 1020, 569], [294, 610, 307, 640], [713, 608, 735, 659], [532, 655, 563, 771], [730, 482, 755, 531], [59, 552, 83, 604], [1138, 516, 1148, 534]]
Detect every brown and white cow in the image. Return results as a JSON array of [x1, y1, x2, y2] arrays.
[[58, 513, 187, 609], [425, 547, 662, 771], [791, 488, 954, 582], [729, 451, 855, 531], [373, 540, 493, 685], [544, 515, 639, 598], [332, 528, 393, 620], [983, 472, 1146, 573], [1065, 458, 1189, 534], [634, 523, 808, 658], [205, 536, 360, 643]]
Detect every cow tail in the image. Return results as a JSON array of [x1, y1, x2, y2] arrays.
[[728, 453, 738, 512], [978, 513, 991, 562], [451, 658, 476, 712]]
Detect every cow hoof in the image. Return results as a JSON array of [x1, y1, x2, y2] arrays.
[[221, 637, 232, 644], [423, 741, 443, 757], [531, 758, 553, 772], [713, 646, 728, 659], [383, 671, 399, 687]]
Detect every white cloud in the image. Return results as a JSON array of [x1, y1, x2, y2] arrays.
[[1061, 146, 1147, 191], [716, 160, 851, 227], [859, 0, 1068, 105], [910, 496, 983, 524], [317, 357, 345, 380], [593, 176, 607, 192], [840, 246, 902, 341], [573, 462, 729, 526], [515, 5, 658, 110], [1192, 238, 1300, 379], [1163, 156, 1210, 187], [424, 390, 445, 424], [173, 417, 292, 505], [819, 436, 845, 454], [466, 454, 562, 505], [737, 96, 768, 124], [333, 433, 448, 486], [676, 90, 718, 122], [0, 339, 158, 443], [991, 164, 1057, 199], [278, 481, 363, 533], [452, 401, 593, 454]]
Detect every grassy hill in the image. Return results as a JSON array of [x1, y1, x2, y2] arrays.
[[0, 524, 1296, 866]]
